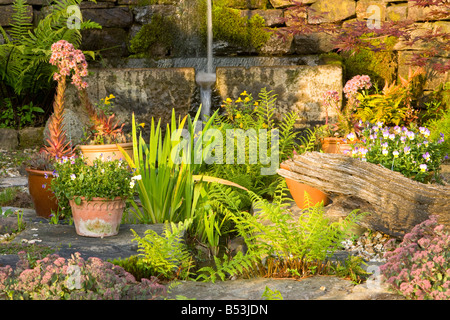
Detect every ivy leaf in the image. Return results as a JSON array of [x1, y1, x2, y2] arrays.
[[75, 197, 82, 206]]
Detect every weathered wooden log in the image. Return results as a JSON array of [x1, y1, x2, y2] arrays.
[[277, 152, 450, 238]]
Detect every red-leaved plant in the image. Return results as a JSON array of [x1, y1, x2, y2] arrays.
[[380, 215, 450, 300], [0, 252, 166, 300]]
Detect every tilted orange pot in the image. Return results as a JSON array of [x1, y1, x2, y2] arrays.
[[280, 163, 329, 209]]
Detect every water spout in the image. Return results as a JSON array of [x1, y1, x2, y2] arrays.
[[196, 0, 216, 122]]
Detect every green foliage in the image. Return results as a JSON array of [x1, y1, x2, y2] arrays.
[[0, 0, 101, 129], [131, 220, 195, 280], [208, 88, 299, 201], [330, 255, 370, 284], [351, 123, 446, 183], [51, 155, 136, 203], [261, 286, 283, 300], [212, 4, 271, 50], [197, 184, 366, 282], [119, 109, 217, 224], [341, 36, 398, 88], [129, 14, 175, 57], [0, 99, 44, 129]]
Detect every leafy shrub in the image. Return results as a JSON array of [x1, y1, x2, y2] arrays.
[[380, 216, 450, 300], [350, 122, 446, 183], [196, 185, 366, 282], [130, 220, 195, 280], [0, 252, 166, 300]]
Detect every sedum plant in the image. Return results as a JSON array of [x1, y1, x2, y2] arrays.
[[0, 251, 166, 300], [380, 216, 450, 300]]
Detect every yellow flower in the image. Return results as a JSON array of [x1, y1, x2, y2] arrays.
[[235, 97, 243, 103], [235, 113, 242, 119], [225, 98, 233, 103], [109, 94, 115, 99], [244, 97, 250, 103], [240, 90, 248, 96], [239, 122, 244, 128], [139, 123, 145, 128], [254, 101, 259, 106], [262, 123, 267, 129]]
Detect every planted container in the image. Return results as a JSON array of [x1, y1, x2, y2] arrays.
[[26, 168, 59, 218], [69, 197, 126, 237], [77, 142, 133, 165]]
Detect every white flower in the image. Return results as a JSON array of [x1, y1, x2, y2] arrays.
[[129, 180, 135, 188], [70, 174, 76, 180], [131, 175, 142, 181]]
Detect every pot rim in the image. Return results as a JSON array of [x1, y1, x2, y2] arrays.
[[25, 168, 54, 175], [77, 142, 133, 151], [70, 196, 125, 202]]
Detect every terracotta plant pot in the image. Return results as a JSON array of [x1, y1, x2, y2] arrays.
[[69, 197, 126, 237], [321, 137, 354, 155], [77, 142, 133, 165], [280, 163, 329, 209], [26, 168, 59, 218]]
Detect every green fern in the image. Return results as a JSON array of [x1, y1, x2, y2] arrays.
[[0, 0, 101, 128]]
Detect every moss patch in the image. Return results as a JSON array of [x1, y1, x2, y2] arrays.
[[212, 4, 271, 50], [341, 36, 398, 88], [129, 14, 175, 58]]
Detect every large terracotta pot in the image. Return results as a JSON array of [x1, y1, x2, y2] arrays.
[[69, 197, 126, 237], [321, 137, 353, 155], [280, 163, 329, 209], [77, 142, 133, 165], [26, 168, 59, 218]]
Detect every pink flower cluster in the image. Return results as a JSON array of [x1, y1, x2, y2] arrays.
[[343, 75, 372, 100], [322, 90, 340, 109], [380, 216, 450, 300], [0, 252, 167, 300], [49, 40, 88, 90]]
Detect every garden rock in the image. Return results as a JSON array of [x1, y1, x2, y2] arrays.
[[0, 128, 19, 151], [18, 127, 45, 149]]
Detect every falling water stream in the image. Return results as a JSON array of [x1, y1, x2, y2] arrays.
[[195, 0, 216, 122]]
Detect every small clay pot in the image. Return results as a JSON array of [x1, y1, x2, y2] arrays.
[[69, 197, 126, 237], [26, 168, 59, 218], [321, 137, 354, 155]]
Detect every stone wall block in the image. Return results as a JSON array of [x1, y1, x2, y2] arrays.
[[81, 7, 133, 28], [0, 4, 32, 26], [308, 0, 356, 24], [239, 9, 284, 27], [386, 3, 407, 22]]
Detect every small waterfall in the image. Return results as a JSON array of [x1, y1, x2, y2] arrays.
[[196, 0, 216, 122]]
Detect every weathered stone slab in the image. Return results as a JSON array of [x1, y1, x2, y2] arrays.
[[292, 31, 335, 54], [269, 0, 317, 8], [18, 127, 44, 149], [407, 1, 447, 21], [132, 4, 177, 24], [64, 68, 196, 139], [0, 128, 19, 150], [308, 0, 356, 24], [259, 29, 294, 55], [356, 0, 386, 21], [215, 65, 343, 128], [386, 3, 407, 22], [80, 7, 133, 28], [239, 9, 284, 27], [0, 4, 32, 26], [224, 0, 267, 9], [80, 28, 129, 57]]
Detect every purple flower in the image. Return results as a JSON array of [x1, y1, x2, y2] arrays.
[[420, 164, 427, 172], [44, 173, 48, 179], [422, 152, 430, 162], [42, 184, 46, 189], [404, 146, 411, 154]]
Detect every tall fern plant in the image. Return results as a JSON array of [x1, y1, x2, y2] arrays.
[[0, 0, 100, 129]]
